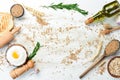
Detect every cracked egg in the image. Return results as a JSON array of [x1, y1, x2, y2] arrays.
[[6, 44, 28, 66]]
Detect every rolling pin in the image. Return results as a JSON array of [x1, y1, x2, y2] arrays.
[[0, 27, 20, 48], [10, 60, 34, 79]]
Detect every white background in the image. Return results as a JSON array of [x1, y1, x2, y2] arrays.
[[0, 0, 120, 80]]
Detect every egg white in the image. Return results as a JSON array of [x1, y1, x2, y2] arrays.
[[6, 45, 27, 66]]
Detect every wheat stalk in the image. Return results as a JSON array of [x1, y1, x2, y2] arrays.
[[23, 5, 48, 25], [12, 0, 48, 25], [24, 5, 44, 17]]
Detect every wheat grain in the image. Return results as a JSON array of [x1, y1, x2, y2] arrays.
[[23, 5, 48, 25]]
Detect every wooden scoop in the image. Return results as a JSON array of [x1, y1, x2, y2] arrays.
[[0, 27, 20, 48], [101, 24, 120, 35], [80, 39, 120, 78]]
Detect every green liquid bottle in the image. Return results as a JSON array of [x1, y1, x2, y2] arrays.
[[85, 0, 120, 25]]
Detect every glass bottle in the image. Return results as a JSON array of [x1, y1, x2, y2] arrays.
[[85, 0, 120, 25]]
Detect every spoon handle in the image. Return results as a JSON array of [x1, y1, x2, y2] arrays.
[[80, 54, 105, 78], [111, 27, 120, 31]]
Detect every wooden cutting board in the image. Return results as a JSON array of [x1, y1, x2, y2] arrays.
[[0, 12, 13, 36]]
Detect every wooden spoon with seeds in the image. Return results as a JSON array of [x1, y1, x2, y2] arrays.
[[101, 24, 120, 35], [80, 39, 120, 78], [101, 27, 120, 35]]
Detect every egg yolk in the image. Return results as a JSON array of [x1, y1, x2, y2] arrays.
[[12, 51, 19, 59]]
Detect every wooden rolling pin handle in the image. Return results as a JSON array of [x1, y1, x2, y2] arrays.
[[10, 60, 34, 79], [11, 27, 21, 34], [0, 27, 20, 48], [80, 54, 105, 78]]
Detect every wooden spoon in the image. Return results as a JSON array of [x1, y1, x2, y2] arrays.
[[80, 39, 120, 78], [101, 27, 120, 35], [101, 24, 120, 35]]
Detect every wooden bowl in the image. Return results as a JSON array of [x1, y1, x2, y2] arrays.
[[6, 44, 28, 67], [107, 56, 120, 78]]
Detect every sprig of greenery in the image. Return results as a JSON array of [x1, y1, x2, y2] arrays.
[[28, 42, 41, 60], [43, 3, 88, 15]]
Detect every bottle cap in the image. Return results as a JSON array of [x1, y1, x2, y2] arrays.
[[85, 17, 94, 25]]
